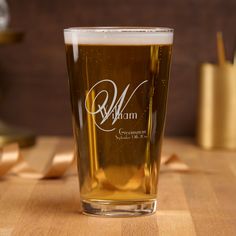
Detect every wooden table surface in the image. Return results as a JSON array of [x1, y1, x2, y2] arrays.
[[0, 137, 236, 236]]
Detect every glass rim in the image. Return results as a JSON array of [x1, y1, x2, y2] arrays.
[[64, 27, 174, 33]]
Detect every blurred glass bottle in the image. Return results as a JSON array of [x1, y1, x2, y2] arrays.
[[0, 0, 9, 30]]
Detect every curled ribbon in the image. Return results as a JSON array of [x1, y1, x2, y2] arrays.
[[0, 143, 75, 179], [0, 143, 189, 180], [161, 154, 189, 172], [0, 144, 20, 177]]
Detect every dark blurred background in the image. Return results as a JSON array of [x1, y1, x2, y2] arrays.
[[0, 0, 235, 136]]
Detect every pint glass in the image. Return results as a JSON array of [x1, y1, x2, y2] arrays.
[[64, 27, 173, 216]]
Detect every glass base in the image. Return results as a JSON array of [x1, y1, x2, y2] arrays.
[[82, 199, 157, 217]]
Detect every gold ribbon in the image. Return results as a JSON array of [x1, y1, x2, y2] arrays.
[[0, 143, 74, 179], [0, 143, 189, 180], [0, 144, 20, 177], [161, 154, 189, 172]]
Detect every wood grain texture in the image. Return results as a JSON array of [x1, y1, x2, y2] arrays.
[[0, 0, 235, 136], [0, 137, 236, 236]]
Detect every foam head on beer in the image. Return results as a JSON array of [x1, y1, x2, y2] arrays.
[[64, 27, 173, 45]]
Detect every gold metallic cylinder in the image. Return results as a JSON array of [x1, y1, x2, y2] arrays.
[[197, 63, 236, 149]]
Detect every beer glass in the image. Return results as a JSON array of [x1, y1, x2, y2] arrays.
[[64, 27, 173, 217]]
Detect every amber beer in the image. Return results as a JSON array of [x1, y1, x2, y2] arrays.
[[64, 27, 173, 216]]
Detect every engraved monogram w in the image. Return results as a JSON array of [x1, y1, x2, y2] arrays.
[[85, 79, 148, 132]]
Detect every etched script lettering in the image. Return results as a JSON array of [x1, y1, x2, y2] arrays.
[[85, 79, 148, 132]]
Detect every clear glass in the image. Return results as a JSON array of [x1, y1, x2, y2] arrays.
[[64, 27, 173, 217], [0, 0, 9, 30]]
